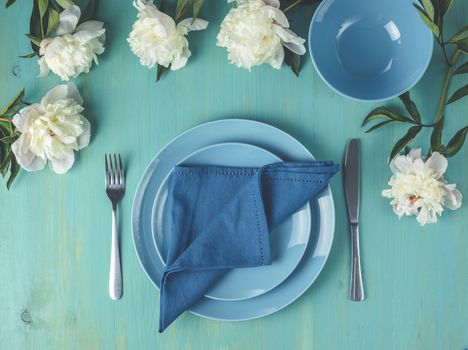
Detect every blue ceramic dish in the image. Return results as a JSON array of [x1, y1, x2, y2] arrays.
[[151, 142, 312, 301], [308, 0, 434, 102], [132, 119, 336, 321]]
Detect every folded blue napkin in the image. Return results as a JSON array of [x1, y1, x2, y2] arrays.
[[159, 161, 339, 331]]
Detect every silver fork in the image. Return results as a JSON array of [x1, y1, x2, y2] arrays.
[[105, 154, 125, 300]]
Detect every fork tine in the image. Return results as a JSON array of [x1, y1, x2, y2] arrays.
[[118, 154, 124, 185], [113, 154, 119, 185], [105, 154, 110, 186], [111, 154, 116, 185]]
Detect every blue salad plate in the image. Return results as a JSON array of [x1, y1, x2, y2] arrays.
[[151, 142, 312, 301]]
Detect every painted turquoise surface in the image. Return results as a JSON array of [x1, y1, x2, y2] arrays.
[[0, 1, 467, 349]]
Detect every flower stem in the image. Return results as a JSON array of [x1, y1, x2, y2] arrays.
[[282, 0, 304, 13], [437, 32, 450, 66], [437, 16, 450, 65], [435, 49, 461, 122], [0, 117, 12, 123]]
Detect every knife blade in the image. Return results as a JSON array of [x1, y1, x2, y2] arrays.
[[344, 139, 360, 224], [344, 139, 364, 301]]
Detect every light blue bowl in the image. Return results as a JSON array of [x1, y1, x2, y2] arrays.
[[308, 0, 434, 102]]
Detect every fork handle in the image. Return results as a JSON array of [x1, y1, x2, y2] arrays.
[[350, 223, 364, 301], [109, 207, 122, 300]]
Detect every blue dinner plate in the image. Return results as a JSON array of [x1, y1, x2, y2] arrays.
[[151, 142, 311, 301], [132, 119, 335, 321]]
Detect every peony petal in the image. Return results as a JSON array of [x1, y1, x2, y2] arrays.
[[416, 206, 430, 225], [41, 85, 68, 105], [425, 152, 447, 178], [38, 56, 50, 77], [12, 105, 39, 132], [171, 46, 191, 70], [263, 0, 280, 8], [284, 41, 306, 56], [42, 83, 83, 106], [444, 187, 462, 210], [268, 45, 284, 69], [155, 11, 177, 36], [75, 20, 104, 33], [390, 153, 417, 174], [56, 5, 81, 35], [136, 0, 176, 36], [177, 18, 209, 32], [133, 0, 146, 11], [48, 151, 75, 174], [11, 136, 46, 172], [275, 26, 306, 55], [267, 6, 289, 28], [77, 116, 91, 149], [74, 21, 106, 43], [408, 148, 422, 161], [65, 82, 84, 105]]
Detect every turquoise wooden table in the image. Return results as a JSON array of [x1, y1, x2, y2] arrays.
[[1, 1, 468, 349]]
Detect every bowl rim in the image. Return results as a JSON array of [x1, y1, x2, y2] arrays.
[[307, 0, 434, 103]]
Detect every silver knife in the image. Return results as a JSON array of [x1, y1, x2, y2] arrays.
[[344, 139, 365, 301]]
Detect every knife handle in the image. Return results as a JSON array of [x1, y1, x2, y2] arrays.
[[350, 223, 365, 301]]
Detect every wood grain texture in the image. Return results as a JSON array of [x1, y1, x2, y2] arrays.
[[0, 1, 467, 349]]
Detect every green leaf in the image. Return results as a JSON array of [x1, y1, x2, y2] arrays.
[[362, 107, 415, 126], [389, 125, 422, 162], [284, 50, 301, 77], [413, 4, 440, 37], [0, 88, 24, 116], [453, 61, 468, 75], [6, 158, 20, 189], [455, 40, 468, 55], [446, 84, 468, 104], [193, 0, 204, 19], [36, 0, 49, 38], [399, 92, 421, 123], [26, 34, 42, 47], [80, 0, 96, 23], [37, 0, 49, 19], [156, 64, 168, 81], [449, 25, 468, 43], [176, 0, 189, 19], [5, 0, 16, 7], [442, 126, 468, 157], [0, 159, 8, 178], [46, 8, 60, 35], [18, 52, 37, 58], [419, 0, 435, 20], [430, 116, 444, 151], [30, 0, 42, 52], [0, 149, 12, 178], [439, 0, 453, 15], [0, 134, 17, 144], [365, 119, 398, 133]]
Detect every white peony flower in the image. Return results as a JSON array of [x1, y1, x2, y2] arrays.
[[382, 148, 462, 225], [38, 5, 106, 81], [216, 0, 306, 70], [11, 83, 90, 174], [128, 0, 208, 70]]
